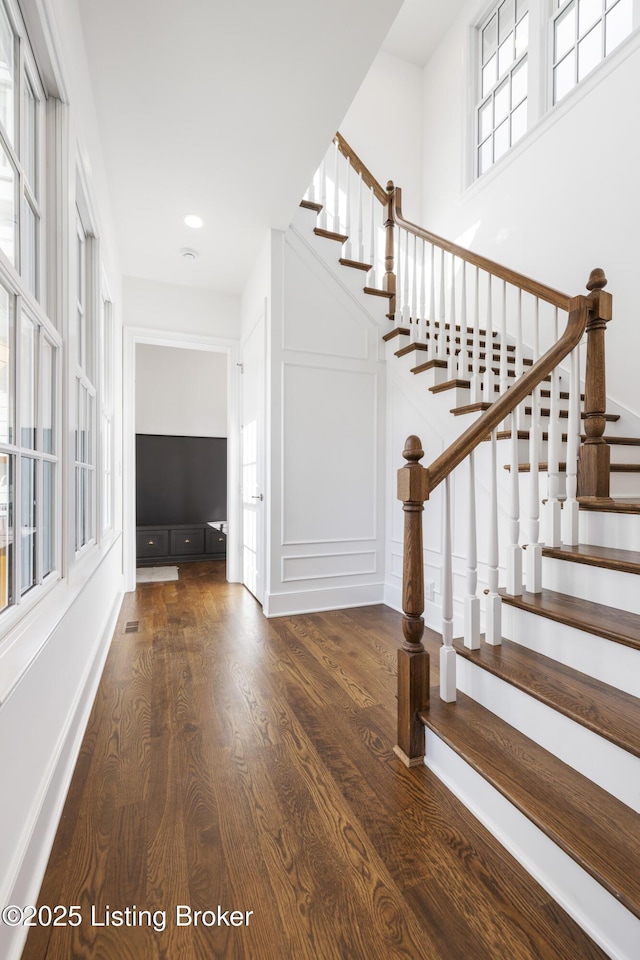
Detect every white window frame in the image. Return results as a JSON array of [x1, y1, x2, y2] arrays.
[[471, 0, 638, 180], [73, 204, 97, 556], [0, 0, 61, 623]]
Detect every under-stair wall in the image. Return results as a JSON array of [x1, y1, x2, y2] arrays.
[[262, 219, 387, 617]]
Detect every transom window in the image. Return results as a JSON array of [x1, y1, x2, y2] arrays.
[[552, 0, 633, 101], [477, 0, 530, 176]]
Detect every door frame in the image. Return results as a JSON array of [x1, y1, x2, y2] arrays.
[[240, 309, 266, 604], [123, 327, 242, 592]]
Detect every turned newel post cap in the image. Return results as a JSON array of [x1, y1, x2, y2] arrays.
[[398, 436, 428, 503], [586, 268, 607, 291], [403, 435, 424, 463], [386, 179, 395, 193]]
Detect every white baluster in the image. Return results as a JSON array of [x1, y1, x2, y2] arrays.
[[484, 274, 495, 404], [562, 344, 580, 545], [318, 155, 328, 230], [500, 280, 509, 401], [367, 187, 378, 288], [395, 229, 404, 329], [526, 298, 542, 593], [356, 173, 365, 264], [441, 476, 456, 702], [402, 229, 411, 326], [436, 247, 446, 361], [428, 243, 436, 358], [506, 408, 523, 595], [332, 140, 340, 234], [447, 256, 458, 379], [419, 240, 428, 346], [545, 307, 562, 547], [515, 289, 524, 431], [471, 266, 482, 403], [485, 429, 502, 645], [464, 451, 480, 650], [342, 162, 353, 261], [410, 233, 418, 339]]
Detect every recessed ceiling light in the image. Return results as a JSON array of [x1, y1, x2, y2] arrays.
[[180, 247, 198, 260], [184, 214, 203, 229]]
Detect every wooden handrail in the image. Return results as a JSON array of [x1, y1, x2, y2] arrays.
[[392, 186, 571, 311], [334, 132, 387, 206], [425, 294, 592, 495]]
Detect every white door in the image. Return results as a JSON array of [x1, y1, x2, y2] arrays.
[[241, 315, 265, 602]]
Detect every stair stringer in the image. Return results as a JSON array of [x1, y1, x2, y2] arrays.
[[424, 729, 640, 960]]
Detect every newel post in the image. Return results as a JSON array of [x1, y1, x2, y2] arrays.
[[384, 180, 397, 318], [394, 436, 430, 768], [578, 268, 612, 498]]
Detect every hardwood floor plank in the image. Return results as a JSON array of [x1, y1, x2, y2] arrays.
[[22, 563, 608, 960]]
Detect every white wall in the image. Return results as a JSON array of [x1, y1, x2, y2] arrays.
[[135, 344, 227, 437], [420, 1, 640, 417], [341, 49, 424, 221], [1, 2, 125, 957], [264, 212, 386, 616], [123, 275, 240, 339]]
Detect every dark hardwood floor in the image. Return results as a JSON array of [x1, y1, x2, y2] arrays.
[[23, 561, 607, 959]]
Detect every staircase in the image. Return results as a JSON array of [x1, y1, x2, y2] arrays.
[[299, 136, 640, 960]]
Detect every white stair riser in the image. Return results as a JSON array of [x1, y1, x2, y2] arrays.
[[457, 657, 640, 812], [501, 602, 640, 698], [542, 555, 640, 615], [578, 509, 640, 551], [425, 730, 640, 960]]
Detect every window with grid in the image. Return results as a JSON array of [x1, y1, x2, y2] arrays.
[[552, 0, 633, 102], [0, 0, 59, 614], [99, 292, 113, 535], [75, 210, 96, 553], [477, 0, 530, 177]]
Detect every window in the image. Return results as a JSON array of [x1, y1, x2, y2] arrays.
[[74, 209, 96, 553], [0, 0, 59, 614], [474, 0, 635, 177], [552, 0, 632, 101], [99, 291, 113, 535], [476, 0, 530, 176]]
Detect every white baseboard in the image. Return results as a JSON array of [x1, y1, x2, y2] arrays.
[[263, 581, 385, 617], [0, 590, 123, 960]]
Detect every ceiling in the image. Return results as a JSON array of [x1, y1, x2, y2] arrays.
[[78, 0, 465, 295]]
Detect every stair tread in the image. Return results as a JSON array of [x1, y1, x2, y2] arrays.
[[498, 586, 640, 650], [313, 226, 348, 243], [365, 286, 393, 299], [452, 636, 640, 758], [339, 256, 372, 271], [421, 691, 640, 918], [300, 199, 323, 213], [496, 431, 640, 445], [579, 497, 640, 514], [382, 327, 410, 342], [542, 542, 640, 575]]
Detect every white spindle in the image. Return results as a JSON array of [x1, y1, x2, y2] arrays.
[[332, 141, 340, 234], [515, 289, 524, 431], [545, 307, 562, 547], [506, 408, 523, 595], [411, 233, 418, 338], [342, 162, 353, 260], [395, 229, 405, 328], [485, 429, 502, 645], [562, 344, 581, 545], [500, 280, 509, 398], [367, 188, 377, 287], [402, 229, 411, 325], [318, 155, 328, 230], [356, 173, 365, 264], [436, 247, 446, 360], [471, 266, 482, 403], [448, 256, 458, 378], [441, 476, 456, 702], [420, 240, 427, 330], [526, 298, 542, 593], [484, 274, 495, 404], [464, 451, 480, 650]]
